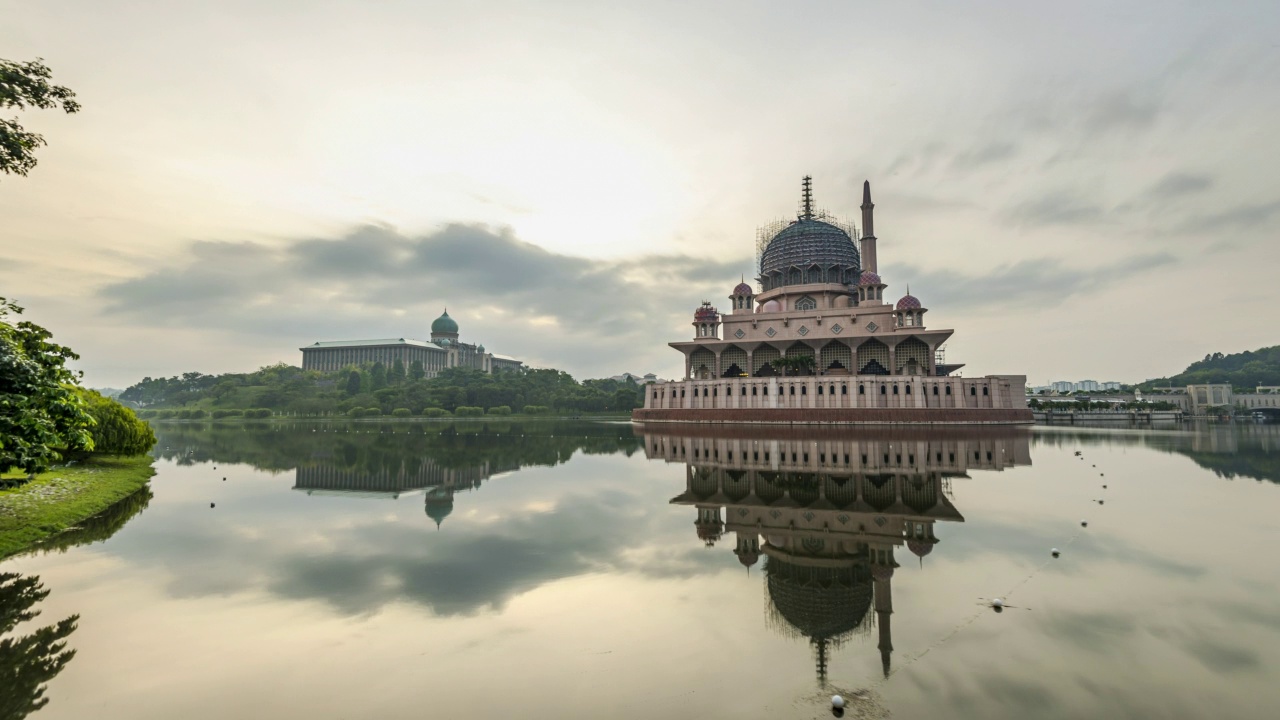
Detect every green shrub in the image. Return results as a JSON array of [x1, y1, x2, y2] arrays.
[[421, 407, 451, 418], [135, 409, 157, 419], [75, 389, 157, 456], [241, 408, 272, 419], [454, 406, 483, 417], [364, 407, 382, 417], [211, 409, 244, 419], [391, 408, 412, 417], [155, 409, 176, 419], [486, 405, 512, 416], [347, 407, 365, 418], [522, 405, 549, 415]]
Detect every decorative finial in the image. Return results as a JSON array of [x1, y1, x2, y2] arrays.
[[863, 179, 872, 206], [801, 175, 814, 219]]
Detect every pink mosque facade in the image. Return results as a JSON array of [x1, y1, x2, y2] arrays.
[[633, 178, 1032, 425]]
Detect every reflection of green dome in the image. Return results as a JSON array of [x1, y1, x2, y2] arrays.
[[431, 309, 458, 335], [425, 488, 454, 529]]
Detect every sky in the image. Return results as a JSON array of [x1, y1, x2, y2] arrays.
[[3, 0, 1279, 389]]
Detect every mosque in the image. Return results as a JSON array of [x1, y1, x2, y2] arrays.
[[632, 178, 1031, 424], [646, 425, 1032, 682], [300, 309, 524, 376]]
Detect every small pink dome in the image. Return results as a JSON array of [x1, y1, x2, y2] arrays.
[[732, 282, 753, 296], [907, 539, 934, 557], [858, 270, 882, 286], [896, 294, 922, 310], [871, 565, 895, 581], [760, 299, 782, 313]]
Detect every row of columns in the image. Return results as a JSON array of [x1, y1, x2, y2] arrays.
[[684, 339, 936, 380]]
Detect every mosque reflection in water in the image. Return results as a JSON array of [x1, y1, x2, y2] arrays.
[[293, 457, 514, 528], [645, 427, 1031, 682]]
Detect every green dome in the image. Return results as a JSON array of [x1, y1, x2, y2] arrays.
[[431, 309, 458, 335]]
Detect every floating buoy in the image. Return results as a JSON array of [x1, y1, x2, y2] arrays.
[[1102, 484, 1107, 489], [831, 695, 845, 709], [1081, 520, 1088, 527], [1097, 499, 1104, 505], [1051, 548, 1060, 558], [210, 503, 215, 508]]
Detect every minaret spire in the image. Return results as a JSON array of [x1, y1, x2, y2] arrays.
[[860, 179, 878, 273], [801, 175, 814, 219]]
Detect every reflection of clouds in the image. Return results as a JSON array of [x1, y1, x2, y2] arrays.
[[108, 459, 730, 618]]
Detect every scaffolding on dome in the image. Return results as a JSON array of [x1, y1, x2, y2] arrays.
[[754, 213, 860, 275]]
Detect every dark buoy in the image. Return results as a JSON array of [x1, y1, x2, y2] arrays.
[[210, 503, 215, 508], [1081, 520, 1088, 527], [223, 477, 226, 481], [1102, 484, 1108, 489], [1051, 548, 1061, 558]]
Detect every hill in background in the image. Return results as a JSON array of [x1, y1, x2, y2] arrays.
[[1141, 345, 1280, 390]]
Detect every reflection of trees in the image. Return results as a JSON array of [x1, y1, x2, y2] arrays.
[[0, 573, 78, 720], [1033, 424, 1280, 485], [27, 486, 152, 555], [151, 421, 644, 473]]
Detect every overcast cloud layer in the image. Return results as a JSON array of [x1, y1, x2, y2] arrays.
[[3, 1, 1279, 386]]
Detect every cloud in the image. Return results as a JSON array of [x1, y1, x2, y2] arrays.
[[1147, 171, 1214, 199], [1177, 200, 1280, 234], [950, 141, 1018, 170], [884, 252, 1177, 312], [98, 224, 753, 376]]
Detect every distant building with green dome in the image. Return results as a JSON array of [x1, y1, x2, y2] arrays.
[[300, 309, 525, 375]]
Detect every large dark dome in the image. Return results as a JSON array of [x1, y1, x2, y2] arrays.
[[765, 556, 873, 642], [759, 219, 860, 291]]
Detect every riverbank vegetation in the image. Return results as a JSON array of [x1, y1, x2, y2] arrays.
[[2, 296, 159, 558], [0, 455, 156, 559], [121, 364, 647, 417]]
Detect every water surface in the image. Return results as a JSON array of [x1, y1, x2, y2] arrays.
[[3, 420, 1279, 719]]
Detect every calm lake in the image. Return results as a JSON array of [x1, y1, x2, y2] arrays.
[[3, 420, 1279, 719]]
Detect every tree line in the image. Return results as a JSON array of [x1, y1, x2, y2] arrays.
[[121, 362, 648, 417]]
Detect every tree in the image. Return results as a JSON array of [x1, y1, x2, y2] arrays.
[[0, 572, 79, 720], [391, 358, 406, 384], [1, 58, 80, 177], [369, 362, 388, 391], [344, 370, 362, 396], [409, 359, 425, 381], [74, 388, 157, 456], [0, 298, 93, 474]]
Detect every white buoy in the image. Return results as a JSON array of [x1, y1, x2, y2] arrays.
[[991, 598, 1004, 608], [831, 695, 845, 709], [1051, 548, 1060, 557]]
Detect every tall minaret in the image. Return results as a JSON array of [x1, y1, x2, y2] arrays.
[[873, 567, 894, 678], [860, 180, 877, 274]]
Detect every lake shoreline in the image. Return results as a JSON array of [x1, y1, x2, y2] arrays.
[[0, 455, 156, 559]]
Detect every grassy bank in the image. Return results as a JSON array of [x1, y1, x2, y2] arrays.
[[0, 455, 157, 560]]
